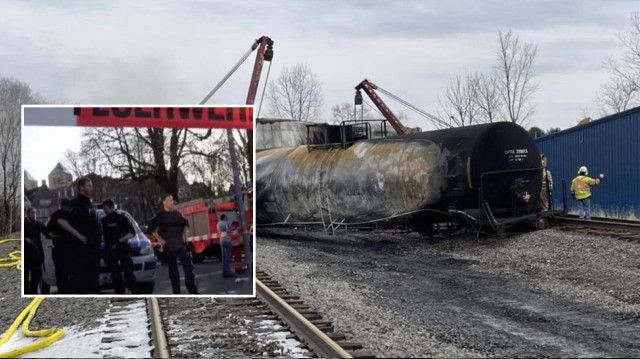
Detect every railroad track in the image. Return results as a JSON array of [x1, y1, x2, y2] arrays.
[[147, 272, 373, 358], [554, 215, 640, 243]]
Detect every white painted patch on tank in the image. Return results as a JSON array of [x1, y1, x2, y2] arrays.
[[376, 172, 385, 190], [353, 142, 370, 159]]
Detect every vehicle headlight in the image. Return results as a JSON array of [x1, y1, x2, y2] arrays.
[[139, 240, 153, 256]]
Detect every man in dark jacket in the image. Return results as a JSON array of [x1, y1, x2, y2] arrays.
[[24, 207, 50, 294], [100, 199, 139, 294], [56, 177, 101, 293], [47, 198, 75, 294], [148, 194, 198, 294]]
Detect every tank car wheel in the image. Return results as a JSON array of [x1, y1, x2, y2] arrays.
[[535, 218, 549, 230]]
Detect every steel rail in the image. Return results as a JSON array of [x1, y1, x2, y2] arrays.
[[558, 214, 639, 225], [555, 215, 640, 231], [256, 279, 353, 358], [147, 298, 170, 359]]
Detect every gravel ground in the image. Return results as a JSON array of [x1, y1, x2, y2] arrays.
[[0, 234, 32, 335], [0, 234, 110, 345], [160, 297, 308, 358], [257, 227, 640, 358]]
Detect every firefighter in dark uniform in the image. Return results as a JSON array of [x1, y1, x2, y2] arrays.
[[100, 199, 139, 294], [24, 207, 50, 294], [46, 198, 75, 294], [148, 194, 198, 294], [56, 177, 101, 294]]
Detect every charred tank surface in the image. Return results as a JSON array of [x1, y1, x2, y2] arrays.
[[256, 122, 542, 229]]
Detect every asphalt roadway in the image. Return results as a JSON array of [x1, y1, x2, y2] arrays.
[[153, 257, 253, 295]]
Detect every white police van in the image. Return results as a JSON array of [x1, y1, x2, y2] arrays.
[[41, 209, 156, 294]]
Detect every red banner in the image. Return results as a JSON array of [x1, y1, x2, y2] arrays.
[[73, 107, 253, 129]]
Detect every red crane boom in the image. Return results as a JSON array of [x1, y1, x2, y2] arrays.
[[355, 79, 408, 135]]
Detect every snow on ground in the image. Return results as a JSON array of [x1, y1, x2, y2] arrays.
[[254, 319, 309, 358], [1, 300, 151, 358]]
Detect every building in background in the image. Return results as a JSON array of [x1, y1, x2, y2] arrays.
[[535, 106, 640, 217], [48, 162, 73, 189], [24, 170, 38, 190], [24, 180, 56, 222]]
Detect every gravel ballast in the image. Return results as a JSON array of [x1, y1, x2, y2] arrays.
[[160, 297, 308, 358], [257, 228, 640, 357], [0, 234, 110, 343]]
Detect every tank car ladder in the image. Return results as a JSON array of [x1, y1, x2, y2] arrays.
[[317, 171, 335, 235]]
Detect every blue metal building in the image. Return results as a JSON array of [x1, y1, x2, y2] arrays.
[[535, 106, 640, 216]]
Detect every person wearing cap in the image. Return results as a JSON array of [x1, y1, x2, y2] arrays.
[[571, 166, 605, 221], [540, 154, 553, 211]]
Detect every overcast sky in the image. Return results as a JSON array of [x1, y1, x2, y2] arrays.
[[3, 0, 638, 138]]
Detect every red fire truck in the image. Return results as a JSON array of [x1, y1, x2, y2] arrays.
[[165, 195, 252, 263]]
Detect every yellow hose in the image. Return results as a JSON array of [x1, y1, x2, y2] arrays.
[[0, 239, 21, 271], [0, 239, 65, 358]]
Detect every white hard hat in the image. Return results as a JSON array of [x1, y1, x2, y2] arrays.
[[579, 166, 588, 174]]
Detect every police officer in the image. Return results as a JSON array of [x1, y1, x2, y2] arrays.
[[24, 207, 50, 294], [56, 177, 101, 294], [100, 199, 139, 294], [47, 198, 75, 294], [148, 194, 198, 294]]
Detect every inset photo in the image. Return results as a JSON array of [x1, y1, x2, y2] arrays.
[[22, 105, 254, 296]]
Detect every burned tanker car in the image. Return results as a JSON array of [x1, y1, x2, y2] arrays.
[[256, 121, 544, 235]]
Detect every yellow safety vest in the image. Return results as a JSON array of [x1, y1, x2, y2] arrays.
[[571, 175, 595, 200]]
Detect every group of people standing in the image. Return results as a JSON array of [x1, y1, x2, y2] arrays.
[[539, 154, 605, 220], [24, 177, 139, 294]]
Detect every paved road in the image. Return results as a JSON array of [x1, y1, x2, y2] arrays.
[[154, 257, 253, 295], [45, 257, 253, 295]]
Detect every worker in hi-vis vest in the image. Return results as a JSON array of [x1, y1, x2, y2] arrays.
[[570, 166, 605, 221]]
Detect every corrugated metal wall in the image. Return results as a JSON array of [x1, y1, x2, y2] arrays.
[[535, 107, 640, 216]]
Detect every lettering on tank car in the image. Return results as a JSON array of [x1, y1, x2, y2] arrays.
[[504, 148, 529, 162]]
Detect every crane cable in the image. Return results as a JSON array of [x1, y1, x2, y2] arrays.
[[361, 100, 385, 119], [0, 239, 65, 358], [375, 86, 451, 128], [256, 59, 273, 118]]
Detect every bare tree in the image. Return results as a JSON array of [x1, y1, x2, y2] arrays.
[[598, 78, 638, 115], [181, 131, 241, 198], [330, 102, 373, 124], [439, 74, 479, 127], [266, 63, 323, 121], [78, 128, 205, 202], [0, 78, 42, 233], [598, 12, 640, 115], [470, 73, 503, 123], [70, 126, 245, 206], [495, 30, 540, 125]]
